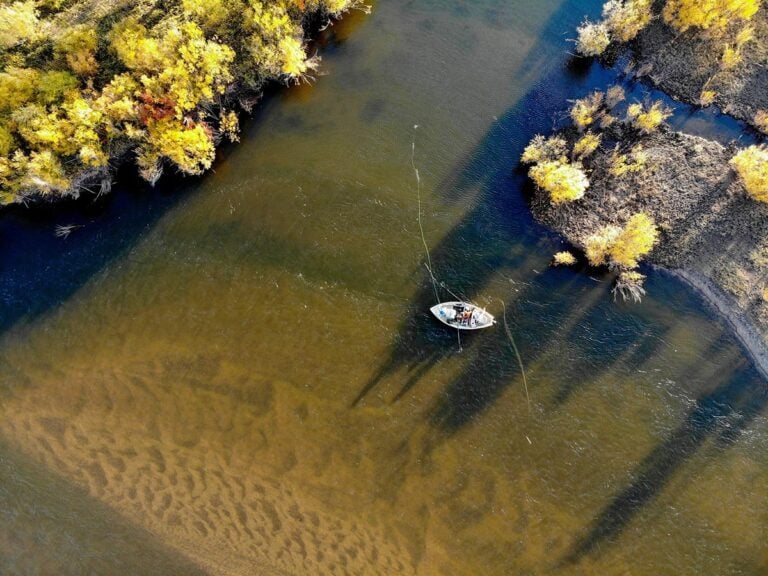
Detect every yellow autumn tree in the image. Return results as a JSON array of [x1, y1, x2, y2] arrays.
[[573, 131, 602, 159], [663, 0, 760, 33], [0, 1, 39, 48], [553, 251, 577, 266], [529, 160, 590, 203], [142, 118, 216, 177], [57, 26, 99, 76], [521, 134, 567, 164], [730, 145, 768, 202], [603, 0, 653, 42], [609, 212, 659, 267], [584, 213, 658, 268], [0, 0, 365, 202], [628, 100, 672, 133], [570, 91, 605, 130], [576, 19, 611, 56]]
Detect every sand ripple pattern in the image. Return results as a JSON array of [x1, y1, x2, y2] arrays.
[[0, 354, 414, 576]]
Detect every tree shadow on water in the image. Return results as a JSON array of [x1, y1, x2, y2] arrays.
[[0, 89, 283, 343], [351, 0, 623, 408], [563, 350, 768, 566], [426, 270, 669, 436]]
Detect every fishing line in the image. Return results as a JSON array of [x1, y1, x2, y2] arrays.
[[412, 133, 440, 304], [412, 131, 464, 353], [501, 299, 530, 413]]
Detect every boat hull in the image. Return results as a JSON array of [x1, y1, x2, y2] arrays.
[[430, 302, 495, 330]]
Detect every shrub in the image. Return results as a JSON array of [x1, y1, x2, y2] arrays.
[[584, 213, 658, 268], [628, 100, 672, 133], [576, 20, 611, 56], [754, 110, 768, 134], [57, 26, 99, 76], [24, 150, 71, 194], [521, 134, 567, 164], [553, 251, 577, 266], [699, 90, 717, 107], [570, 91, 604, 130], [730, 145, 768, 202], [584, 224, 621, 266], [142, 118, 216, 177], [0, 1, 39, 48], [721, 45, 742, 69], [220, 110, 240, 142], [609, 212, 659, 268], [573, 131, 602, 159], [663, 0, 759, 33], [603, 0, 653, 42], [609, 144, 648, 177], [529, 160, 589, 203]]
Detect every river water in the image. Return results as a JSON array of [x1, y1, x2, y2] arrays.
[[0, 0, 766, 574]]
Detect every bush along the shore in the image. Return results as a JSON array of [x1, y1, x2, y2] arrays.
[[522, 86, 667, 301], [731, 145, 768, 202], [0, 0, 366, 205]]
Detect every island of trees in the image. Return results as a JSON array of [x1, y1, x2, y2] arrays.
[[0, 0, 363, 204], [524, 0, 768, 368]]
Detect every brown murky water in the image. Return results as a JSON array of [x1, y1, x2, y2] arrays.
[[0, 0, 766, 574]]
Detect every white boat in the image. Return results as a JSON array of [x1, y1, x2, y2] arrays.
[[430, 301, 495, 330]]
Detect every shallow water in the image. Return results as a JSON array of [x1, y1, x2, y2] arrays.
[[0, 0, 767, 574]]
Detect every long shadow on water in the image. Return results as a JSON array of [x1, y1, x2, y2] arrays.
[[353, 0, 768, 565], [351, 0, 620, 408], [564, 347, 768, 564]]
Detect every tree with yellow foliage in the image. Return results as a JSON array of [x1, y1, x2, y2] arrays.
[[602, 0, 653, 42], [141, 118, 216, 178], [0, 0, 366, 203], [584, 213, 659, 268], [609, 212, 659, 267], [576, 20, 611, 56], [730, 145, 768, 202], [529, 160, 590, 203], [0, 1, 39, 48], [573, 132, 602, 159], [553, 251, 578, 266], [570, 91, 605, 130], [609, 144, 648, 176], [627, 100, 672, 133], [521, 134, 567, 164], [663, 0, 760, 33], [57, 26, 99, 76]]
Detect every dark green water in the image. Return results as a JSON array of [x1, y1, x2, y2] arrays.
[[0, 1, 766, 574]]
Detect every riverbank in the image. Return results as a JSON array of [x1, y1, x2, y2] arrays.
[[0, 0, 363, 204], [531, 125, 768, 374]]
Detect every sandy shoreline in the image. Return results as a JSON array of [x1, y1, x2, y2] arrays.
[[665, 267, 768, 380]]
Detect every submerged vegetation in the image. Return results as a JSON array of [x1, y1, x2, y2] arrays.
[[0, 0, 364, 204]]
